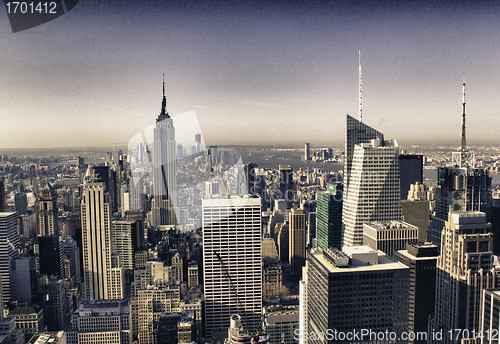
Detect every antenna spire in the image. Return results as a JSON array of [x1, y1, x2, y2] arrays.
[[461, 73, 466, 150], [359, 50, 363, 123], [157, 73, 169, 121]]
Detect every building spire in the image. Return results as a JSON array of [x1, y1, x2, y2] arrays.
[[157, 73, 170, 121], [359, 50, 363, 123]]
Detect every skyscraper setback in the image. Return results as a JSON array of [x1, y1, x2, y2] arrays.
[[152, 76, 177, 227]]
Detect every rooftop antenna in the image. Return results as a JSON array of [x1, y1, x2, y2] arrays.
[[461, 73, 466, 151], [359, 50, 363, 123]]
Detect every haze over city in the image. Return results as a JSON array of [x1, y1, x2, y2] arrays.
[[2, 0, 500, 148]]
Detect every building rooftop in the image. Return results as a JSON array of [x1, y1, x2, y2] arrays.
[[311, 247, 408, 273], [365, 221, 418, 231]]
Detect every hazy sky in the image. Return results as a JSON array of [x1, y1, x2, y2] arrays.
[[1, 0, 500, 148]]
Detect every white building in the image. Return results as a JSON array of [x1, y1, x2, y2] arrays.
[[0, 212, 20, 303], [202, 195, 262, 339], [342, 138, 402, 246]]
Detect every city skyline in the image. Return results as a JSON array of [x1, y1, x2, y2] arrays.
[[2, 1, 500, 148]]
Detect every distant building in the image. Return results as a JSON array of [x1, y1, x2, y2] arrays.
[[304, 143, 310, 161], [279, 165, 293, 208]]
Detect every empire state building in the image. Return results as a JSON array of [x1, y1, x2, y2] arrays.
[[151, 76, 177, 226]]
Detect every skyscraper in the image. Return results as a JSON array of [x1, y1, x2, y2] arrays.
[[306, 246, 409, 344], [428, 78, 492, 248], [38, 235, 64, 279], [399, 154, 423, 200], [279, 165, 293, 207], [81, 167, 114, 300], [0, 212, 20, 303], [152, 75, 177, 226], [429, 212, 500, 343], [316, 183, 343, 251], [342, 137, 402, 246], [304, 143, 310, 161], [344, 114, 384, 187], [38, 182, 59, 236], [289, 208, 306, 277], [202, 195, 262, 339], [0, 181, 5, 212]]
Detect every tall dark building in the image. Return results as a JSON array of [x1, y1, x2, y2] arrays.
[[38, 182, 58, 236], [316, 183, 343, 250], [14, 193, 27, 215], [279, 165, 293, 207], [394, 243, 438, 344], [0, 180, 5, 212], [399, 154, 423, 200], [38, 235, 64, 279], [156, 312, 182, 344]]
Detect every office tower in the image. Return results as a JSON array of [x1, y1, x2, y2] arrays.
[[0, 278, 25, 344], [134, 286, 181, 344], [155, 312, 183, 344], [129, 169, 144, 211], [363, 220, 418, 257], [12, 257, 38, 304], [276, 221, 289, 263], [307, 211, 316, 248], [304, 143, 310, 161], [399, 154, 423, 200], [62, 236, 81, 285], [342, 138, 402, 246], [151, 76, 177, 227], [92, 165, 118, 214], [14, 193, 27, 215], [289, 208, 306, 277], [316, 183, 343, 251], [344, 114, 384, 187], [81, 167, 113, 300], [202, 195, 262, 339], [0, 212, 20, 303], [111, 219, 142, 271], [0, 181, 5, 212], [428, 79, 492, 247], [38, 182, 58, 236], [40, 276, 69, 331], [66, 299, 132, 344], [481, 288, 500, 344], [38, 235, 64, 279], [394, 243, 438, 344], [306, 246, 409, 343], [279, 165, 293, 207], [429, 212, 499, 343], [402, 182, 430, 242]]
